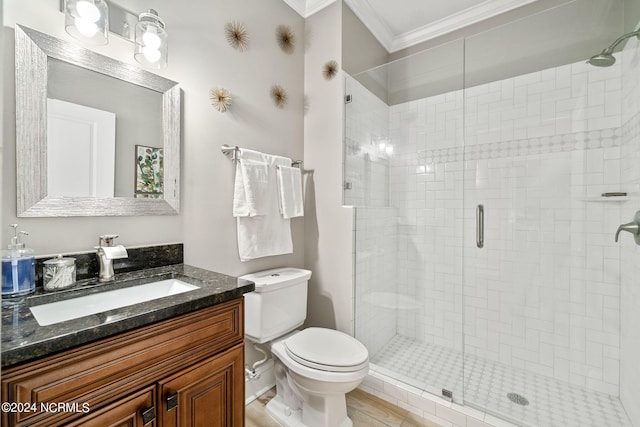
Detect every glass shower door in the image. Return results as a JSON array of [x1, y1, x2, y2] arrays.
[[348, 39, 467, 404], [461, 2, 630, 425]]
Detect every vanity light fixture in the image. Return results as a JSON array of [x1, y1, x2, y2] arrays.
[[61, 1, 169, 69], [134, 9, 168, 69], [64, 0, 109, 45]]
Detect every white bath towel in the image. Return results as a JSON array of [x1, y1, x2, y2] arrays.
[[236, 151, 293, 261], [277, 165, 304, 218], [233, 158, 269, 217]]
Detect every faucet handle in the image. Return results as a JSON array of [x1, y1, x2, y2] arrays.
[[615, 211, 640, 245], [99, 234, 119, 247]]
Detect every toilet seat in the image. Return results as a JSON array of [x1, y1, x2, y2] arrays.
[[284, 327, 369, 372]]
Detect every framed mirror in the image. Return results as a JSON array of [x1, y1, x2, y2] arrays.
[[15, 25, 180, 217]]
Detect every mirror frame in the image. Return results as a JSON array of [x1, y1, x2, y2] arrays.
[[15, 25, 181, 217]]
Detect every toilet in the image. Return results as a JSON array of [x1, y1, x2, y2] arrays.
[[241, 268, 369, 427]]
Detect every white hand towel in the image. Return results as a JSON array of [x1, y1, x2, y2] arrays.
[[233, 149, 269, 217], [237, 153, 293, 261], [276, 165, 304, 218], [233, 159, 268, 217]]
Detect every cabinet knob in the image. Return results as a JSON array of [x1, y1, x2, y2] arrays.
[[141, 407, 156, 425], [166, 392, 179, 411]]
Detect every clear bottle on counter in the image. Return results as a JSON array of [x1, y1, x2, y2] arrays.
[[1, 224, 36, 298], [43, 255, 77, 291]]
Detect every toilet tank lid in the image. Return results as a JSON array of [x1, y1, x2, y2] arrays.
[[240, 268, 312, 292]]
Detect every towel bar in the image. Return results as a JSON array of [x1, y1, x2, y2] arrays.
[[221, 144, 302, 167]]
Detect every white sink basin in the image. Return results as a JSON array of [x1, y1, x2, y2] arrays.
[[30, 278, 199, 326]]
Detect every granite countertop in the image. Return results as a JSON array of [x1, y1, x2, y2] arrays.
[[1, 264, 254, 368]]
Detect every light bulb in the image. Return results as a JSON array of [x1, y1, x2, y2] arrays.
[[142, 30, 162, 50], [75, 1, 101, 22], [134, 10, 167, 68], [74, 17, 98, 37], [142, 47, 161, 63]]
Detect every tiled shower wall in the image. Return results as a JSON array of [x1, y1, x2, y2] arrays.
[[349, 40, 640, 399], [391, 58, 624, 396], [620, 35, 640, 427]]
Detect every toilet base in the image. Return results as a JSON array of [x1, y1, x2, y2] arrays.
[[266, 394, 353, 427]]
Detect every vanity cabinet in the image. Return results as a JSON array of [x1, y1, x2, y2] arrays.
[[1, 298, 245, 427]]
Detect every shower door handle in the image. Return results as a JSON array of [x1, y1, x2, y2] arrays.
[[476, 204, 484, 248]]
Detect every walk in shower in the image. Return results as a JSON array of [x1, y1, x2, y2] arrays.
[[346, 2, 640, 426]]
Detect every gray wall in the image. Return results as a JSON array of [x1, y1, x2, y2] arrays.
[[303, 0, 354, 334], [341, 2, 388, 76], [624, 0, 640, 32]]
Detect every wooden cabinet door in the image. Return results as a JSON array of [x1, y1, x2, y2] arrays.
[[66, 385, 156, 427], [2, 299, 243, 427], [159, 344, 244, 427]]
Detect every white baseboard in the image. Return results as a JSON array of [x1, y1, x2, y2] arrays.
[[245, 358, 275, 405]]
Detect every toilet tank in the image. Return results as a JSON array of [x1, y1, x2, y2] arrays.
[[241, 267, 312, 344]]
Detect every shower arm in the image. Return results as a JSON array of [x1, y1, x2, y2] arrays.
[[600, 30, 640, 54]]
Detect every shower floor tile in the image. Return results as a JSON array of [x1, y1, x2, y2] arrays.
[[370, 335, 632, 427]]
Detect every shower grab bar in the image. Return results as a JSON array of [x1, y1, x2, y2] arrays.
[[476, 204, 484, 248]]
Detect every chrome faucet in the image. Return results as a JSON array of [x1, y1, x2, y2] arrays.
[[96, 234, 128, 282]]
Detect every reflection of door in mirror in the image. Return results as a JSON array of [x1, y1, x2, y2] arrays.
[[47, 99, 116, 197]]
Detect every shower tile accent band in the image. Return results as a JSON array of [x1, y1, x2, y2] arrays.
[[409, 127, 622, 166]]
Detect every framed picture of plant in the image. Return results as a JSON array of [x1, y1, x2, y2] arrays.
[[135, 145, 164, 198]]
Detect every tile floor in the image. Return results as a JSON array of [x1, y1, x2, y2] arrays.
[[246, 387, 446, 427], [371, 335, 632, 427]]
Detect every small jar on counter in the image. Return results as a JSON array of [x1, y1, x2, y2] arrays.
[[43, 255, 76, 291]]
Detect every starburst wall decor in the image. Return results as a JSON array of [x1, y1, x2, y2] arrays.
[[225, 21, 249, 51], [276, 25, 295, 53], [209, 87, 232, 112], [270, 84, 288, 108], [323, 60, 338, 80]]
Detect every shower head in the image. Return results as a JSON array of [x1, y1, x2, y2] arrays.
[[587, 30, 640, 67], [587, 50, 616, 67]]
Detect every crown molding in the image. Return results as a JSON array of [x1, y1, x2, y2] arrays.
[[346, 0, 538, 53], [282, 0, 337, 18], [343, 0, 395, 51]]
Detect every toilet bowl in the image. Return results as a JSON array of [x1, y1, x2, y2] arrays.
[[241, 268, 370, 427], [267, 328, 369, 427]]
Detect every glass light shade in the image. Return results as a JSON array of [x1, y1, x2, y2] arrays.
[[134, 10, 168, 69], [64, 0, 109, 45]]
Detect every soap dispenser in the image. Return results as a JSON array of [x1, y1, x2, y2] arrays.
[[1, 224, 36, 298]]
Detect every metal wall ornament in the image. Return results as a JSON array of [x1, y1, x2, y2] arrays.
[[323, 60, 338, 80], [270, 84, 288, 108], [276, 25, 295, 53], [210, 87, 232, 113], [225, 21, 249, 51]]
